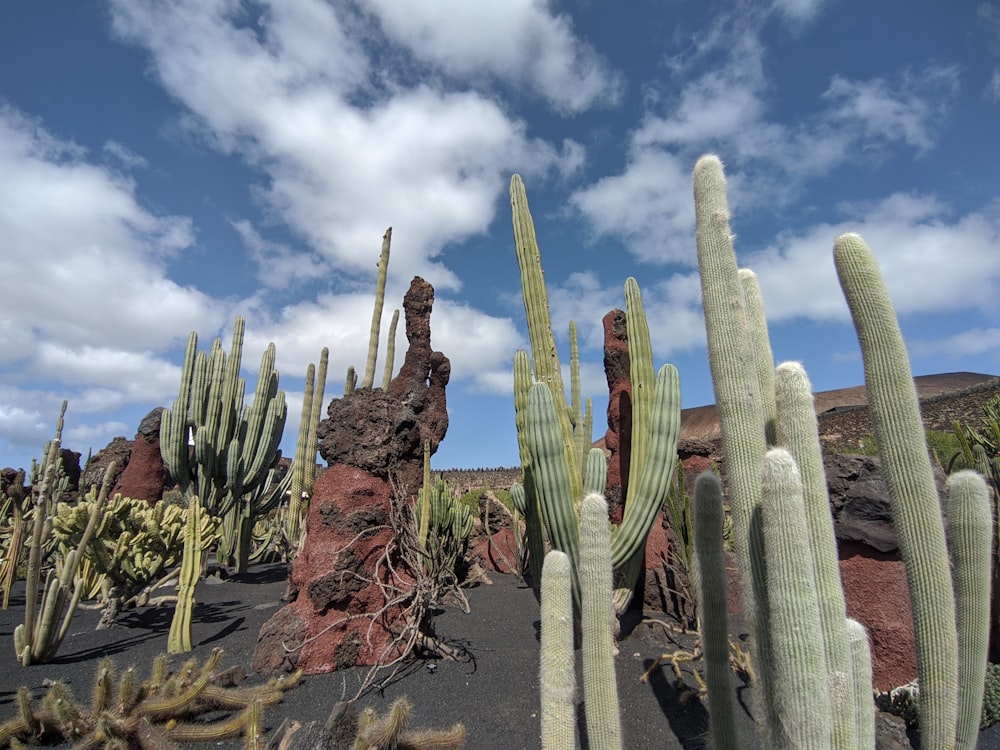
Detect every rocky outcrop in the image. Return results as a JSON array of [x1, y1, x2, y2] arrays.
[[317, 277, 450, 494], [251, 465, 408, 674], [256, 276, 450, 675], [601, 309, 631, 524], [81, 437, 129, 493], [112, 407, 168, 503]]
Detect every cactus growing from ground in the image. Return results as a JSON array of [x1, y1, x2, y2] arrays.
[[539, 494, 622, 750], [159, 316, 287, 573], [168, 495, 209, 654], [0, 648, 300, 747]]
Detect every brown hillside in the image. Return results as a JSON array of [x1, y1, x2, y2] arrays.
[[678, 371, 1000, 443]]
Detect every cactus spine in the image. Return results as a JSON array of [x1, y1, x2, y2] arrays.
[[834, 233, 959, 750], [692, 471, 737, 750], [942, 470, 991, 749]]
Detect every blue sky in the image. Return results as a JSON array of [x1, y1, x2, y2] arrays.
[[1, 0, 999, 475]]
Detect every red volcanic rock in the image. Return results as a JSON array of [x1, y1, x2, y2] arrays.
[[318, 276, 450, 493], [602, 309, 631, 525], [252, 465, 412, 674], [839, 541, 917, 690], [113, 408, 168, 503]]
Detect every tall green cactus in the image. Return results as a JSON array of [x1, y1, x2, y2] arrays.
[[168, 495, 206, 654], [510, 175, 680, 612], [159, 317, 287, 572], [287, 347, 329, 549], [361, 228, 392, 389], [539, 494, 622, 750], [834, 233, 960, 750]]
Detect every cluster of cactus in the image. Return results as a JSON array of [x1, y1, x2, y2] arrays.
[[350, 697, 466, 750], [539, 493, 622, 750], [14, 404, 121, 666], [0, 647, 301, 748], [0, 470, 31, 609], [692, 154, 992, 749], [50, 493, 221, 625], [414, 443, 474, 578], [159, 316, 287, 574], [509, 175, 681, 615]]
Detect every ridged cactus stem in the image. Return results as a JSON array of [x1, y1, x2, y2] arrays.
[[540, 550, 575, 750], [774, 361, 855, 748], [834, 233, 958, 750], [510, 175, 580, 503], [846, 618, 876, 750], [693, 157, 769, 699], [692, 471, 738, 750], [513, 349, 547, 591], [418, 441, 432, 555], [168, 495, 204, 654], [569, 320, 587, 475], [380, 310, 399, 390], [623, 277, 655, 506], [759, 448, 831, 748], [942, 470, 991, 750], [361, 227, 391, 389], [287, 362, 315, 545], [580, 493, 622, 750]]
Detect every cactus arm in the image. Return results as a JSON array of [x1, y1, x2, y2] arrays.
[[624, 277, 655, 500], [580, 493, 622, 749], [739, 269, 777, 446], [569, 320, 587, 474], [943, 470, 991, 750], [361, 227, 391, 389], [305, 347, 328, 493], [610, 364, 680, 568], [834, 232, 958, 750], [539, 550, 576, 750], [692, 471, 738, 750], [773, 361, 856, 747], [287, 362, 314, 544], [514, 349, 548, 589], [418, 441, 432, 555], [760, 448, 832, 748]]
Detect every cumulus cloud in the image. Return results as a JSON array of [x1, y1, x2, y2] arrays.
[[910, 328, 1000, 359], [359, 0, 623, 114], [108, 0, 582, 293]]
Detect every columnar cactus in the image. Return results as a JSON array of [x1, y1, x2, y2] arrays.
[[159, 317, 287, 572], [287, 347, 329, 548], [539, 550, 575, 750], [360, 227, 392, 389], [834, 233, 960, 750], [692, 471, 737, 750], [539, 494, 622, 750], [846, 618, 876, 749], [942, 470, 992, 749], [168, 495, 207, 654], [774, 361, 856, 747], [759, 447, 832, 748]]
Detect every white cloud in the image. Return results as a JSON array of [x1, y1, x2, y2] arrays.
[[108, 0, 575, 293], [910, 328, 1000, 358], [770, 0, 827, 24], [359, 0, 623, 114], [0, 106, 223, 352], [745, 194, 1000, 323], [988, 69, 1000, 101], [433, 300, 525, 394]]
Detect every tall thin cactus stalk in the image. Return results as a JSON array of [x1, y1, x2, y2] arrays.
[[361, 228, 392, 389]]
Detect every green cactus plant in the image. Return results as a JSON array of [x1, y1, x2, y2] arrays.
[[539, 493, 622, 750], [168, 495, 209, 654], [352, 696, 465, 750], [834, 232, 962, 750], [159, 316, 287, 573], [15, 419, 116, 665], [413, 454, 474, 580], [539, 549, 575, 750], [942, 469, 992, 749], [691, 471, 737, 750], [759, 447, 832, 748], [360, 228, 392, 389], [846, 618, 876, 749], [0, 648, 301, 748]]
